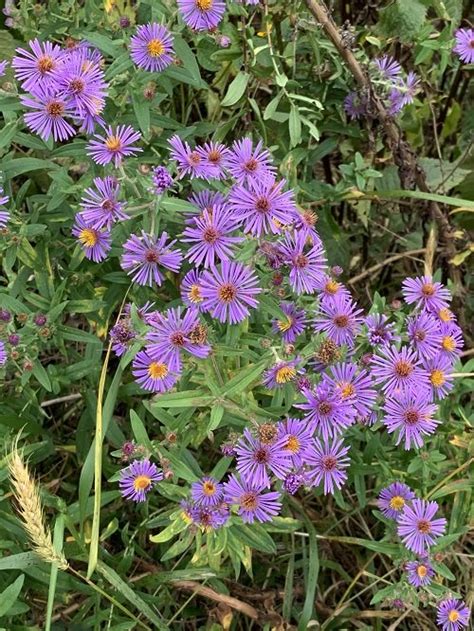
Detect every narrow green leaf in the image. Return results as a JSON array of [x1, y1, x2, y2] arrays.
[[289, 104, 302, 148], [45, 516, 65, 631], [0, 574, 24, 617], [221, 72, 249, 107]]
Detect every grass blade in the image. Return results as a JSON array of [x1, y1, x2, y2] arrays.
[[45, 515, 65, 631]]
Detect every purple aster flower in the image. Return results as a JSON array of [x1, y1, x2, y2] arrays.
[[377, 482, 415, 520], [0, 309, 11, 322], [21, 87, 76, 142], [405, 559, 435, 587], [279, 230, 327, 294], [402, 275, 451, 312], [439, 322, 464, 361], [223, 474, 281, 523], [263, 357, 304, 389], [86, 124, 142, 167], [200, 261, 261, 324], [150, 166, 173, 195], [291, 208, 322, 244], [383, 392, 439, 449], [119, 458, 163, 502], [190, 502, 230, 530], [8, 334, 20, 346], [277, 418, 316, 468], [307, 437, 350, 495], [177, 0, 226, 31], [0, 185, 8, 206], [344, 91, 368, 120], [314, 274, 351, 303], [397, 499, 447, 555], [387, 88, 405, 116], [72, 215, 111, 262], [191, 476, 224, 506], [182, 205, 242, 268], [130, 23, 174, 72], [396, 71, 419, 107], [0, 186, 9, 228], [79, 176, 127, 229], [217, 34, 231, 48], [283, 470, 310, 495], [437, 598, 470, 631], [432, 306, 457, 327], [120, 231, 182, 287], [324, 362, 377, 418], [195, 141, 231, 179], [132, 350, 180, 392], [168, 134, 215, 179], [422, 355, 454, 400], [373, 55, 402, 80], [228, 177, 296, 237], [371, 345, 429, 396], [110, 318, 137, 357], [314, 294, 364, 348], [12, 38, 63, 92], [453, 28, 474, 64], [0, 341, 7, 366], [234, 428, 292, 488], [180, 269, 205, 309], [146, 306, 211, 366], [365, 313, 400, 347], [0, 60, 7, 76], [34, 313, 47, 326], [188, 189, 227, 213], [407, 312, 442, 358], [271, 302, 306, 344], [259, 241, 286, 269], [227, 137, 276, 185], [295, 383, 356, 441]]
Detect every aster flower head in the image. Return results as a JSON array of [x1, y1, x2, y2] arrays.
[[397, 499, 447, 555], [191, 476, 224, 506], [283, 470, 310, 495], [0, 210, 9, 229], [402, 275, 451, 312], [407, 312, 442, 359], [130, 23, 174, 72], [229, 176, 296, 238], [377, 482, 415, 520], [314, 274, 351, 303], [439, 322, 464, 361], [182, 205, 242, 268], [279, 230, 327, 294], [168, 134, 216, 179], [0, 341, 7, 366], [272, 302, 306, 344], [365, 313, 400, 347], [86, 124, 142, 167], [177, 0, 226, 31], [21, 87, 76, 142], [371, 344, 429, 397], [72, 215, 111, 262], [277, 418, 316, 468], [423, 355, 454, 400], [453, 28, 474, 64], [234, 428, 292, 488], [263, 357, 304, 389], [132, 350, 180, 393], [437, 598, 470, 631], [324, 362, 377, 418], [120, 231, 182, 287], [109, 318, 137, 356], [195, 141, 231, 179], [344, 91, 368, 120], [0, 60, 7, 76], [12, 38, 63, 92], [291, 208, 322, 244], [224, 474, 281, 523], [200, 261, 261, 324], [314, 294, 364, 348], [0, 185, 8, 207], [405, 558, 435, 588], [190, 503, 230, 530], [307, 437, 350, 495], [227, 137, 276, 184], [150, 166, 173, 195], [180, 269, 205, 309], [119, 458, 163, 502], [373, 55, 402, 80], [79, 176, 127, 229], [295, 383, 356, 441], [383, 392, 439, 450]]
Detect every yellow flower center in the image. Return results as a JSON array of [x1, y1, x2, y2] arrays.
[[275, 366, 296, 384], [416, 565, 428, 578], [441, 335, 456, 352], [148, 362, 168, 379], [430, 369, 445, 387], [285, 435, 300, 453], [325, 279, 340, 294], [195, 0, 213, 10], [105, 135, 122, 151], [339, 382, 355, 398], [133, 475, 152, 491], [79, 228, 98, 247], [448, 610, 460, 623], [188, 284, 203, 303], [389, 495, 405, 511], [277, 318, 293, 332], [438, 308, 453, 322], [202, 481, 216, 496], [147, 38, 165, 57]]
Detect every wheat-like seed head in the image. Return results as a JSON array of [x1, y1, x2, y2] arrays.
[[8, 445, 68, 570]]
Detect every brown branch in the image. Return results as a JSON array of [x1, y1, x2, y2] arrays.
[[347, 248, 426, 285], [173, 580, 260, 620]]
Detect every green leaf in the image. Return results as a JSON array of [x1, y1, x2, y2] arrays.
[[0, 158, 59, 178], [149, 390, 214, 408], [0, 552, 40, 571], [173, 36, 202, 84], [32, 362, 52, 392], [289, 104, 302, 148], [130, 410, 153, 450], [45, 516, 65, 631], [221, 72, 249, 107], [231, 523, 276, 554], [150, 517, 188, 543], [379, 0, 427, 42], [0, 574, 24, 617], [132, 93, 150, 136], [220, 361, 266, 397], [263, 92, 283, 120]]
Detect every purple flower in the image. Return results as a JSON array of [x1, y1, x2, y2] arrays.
[[277, 418, 316, 468], [168, 134, 215, 179], [130, 23, 174, 72], [110, 319, 136, 356], [344, 91, 367, 120], [0, 341, 7, 366], [0, 185, 8, 207], [190, 503, 230, 530], [150, 166, 173, 194], [453, 28, 474, 64], [180, 269, 205, 309], [439, 322, 464, 361], [405, 559, 435, 587], [283, 470, 309, 495], [120, 231, 182, 286], [177, 0, 226, 31], [291, 208, 322, 244], [195, 141, 231, 179], [72, 215, 111, 262], [373, 55, 402, 80], [217, 34, 231, 48], [407, 312, 442, 358], [0, 186, 9, 228], [234, 428, 292, 488], [383, 392, 439, 450], [271, 302, 306, 344], [377, 482, 415, 520], [86, 124, 142, 167], [279, 230, 327, 294], [34, 314, 47, 326], [227, 138, 276, 184], [371, 345, 429, 396], [132, 350, 180, 392], [365, 313, 400, 347], [324, 362, 377, 418], [182, 205, 242, 268], [314, 274, 351, 303], [402, 275, 451, 312], [21, 87, 76, 142], [423, 355, 454, 400], [396, 71, 419, 108], [8, 334, 20, 346], [119, 458, 163, 502], [263, 358, 303, 389], [188, 189, 227, 213], [146, 306, 211, 367], [191, 476, 224, 506], [314, 294, 364, 348], [79, 176, 127, 229], [200, 261, 261, 324], [224, 474, 281, 523], [307, 438, 350, 495], [0, 309, 11, 322], [436, 598, 470, 631], [12, 38, 63, 92], [0, 60, 8, 77], [228, 177, 296, 237], [397, 499, 447, 555], [295, 383, 356, 441]]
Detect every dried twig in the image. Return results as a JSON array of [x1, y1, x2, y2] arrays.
[[348, 248, 426, 285], [173, 580, 260, 620]]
